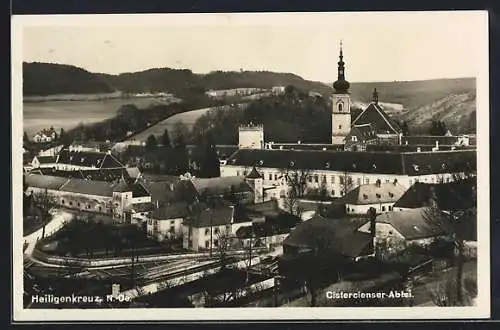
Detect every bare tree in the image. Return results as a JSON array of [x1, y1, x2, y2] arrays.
[[31, 189, 57, 240], [422, 178, 476, 306], [215, 229, 233, 271], [340, 170, 354, 197], [282, 168, 310, 217]]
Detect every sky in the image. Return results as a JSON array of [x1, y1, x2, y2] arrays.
[[17, 11, 488, 83]]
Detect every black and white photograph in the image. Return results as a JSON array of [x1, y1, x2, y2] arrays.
[[12, 11, 490, 321]]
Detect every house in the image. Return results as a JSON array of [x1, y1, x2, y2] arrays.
[[68, 140, 115, 153], [32, 127, 57, 143], [343, 124, 378, 152], [220, 148, 476, 198], [31, 156, 58, 169], [189, 176, 255, 204], [146, 202, 190, 241], [55, 149, 124, 171], [343, 179, 407, 215], [27, 167, 137, 184], [393, 178, 476, 212], [38, 144, 64, 157], [357, 207, 449, 253], [282, 214, 375, 261], [182, 204, 253, 251], [24, 174, 151, 222]]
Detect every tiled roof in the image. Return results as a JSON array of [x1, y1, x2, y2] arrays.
[[57, 150, 124, 168], [59, 179, 116, 197], [246, 166, 263, 179], [151, 202, 190, 220], [344, 181, 407, 205], [393, 178, 476, 211], [35, 156, 57, 164], [190, 176, 253, 196], [283, 215, 372, 258], [25, 174, 69, 191], [224, 149, 476, 176], [352, 102, 401, 135], [131, 202, 156, 213], [28, 167, 133, 183], [374, 207, 448, 240], [184, 205, 235, 228]]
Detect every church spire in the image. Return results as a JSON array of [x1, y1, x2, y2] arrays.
[[333, 40, 350, 94], [372, 88, 379, 104]]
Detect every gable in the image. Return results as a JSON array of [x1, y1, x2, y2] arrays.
[[352, 103, 401, 135]]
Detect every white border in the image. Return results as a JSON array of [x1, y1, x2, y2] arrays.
[[11, 11, 490, 322]]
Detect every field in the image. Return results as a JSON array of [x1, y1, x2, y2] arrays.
[[126, 104, 246, 143], [23, 97, 179, 136]]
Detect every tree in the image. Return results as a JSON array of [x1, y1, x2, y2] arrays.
[[197, 133, 221, 178], [173, 130, 189, 174], [161, 129, 171, 148], [145, 134, 158, 152], [215, 229, 233, 271], [422, 178, 477, 306], [429, 120, 448, 136], [32, 189, 57, 240], [400, 121, 410, 136], [340, 170, 354, 197], [23, 131, 30, 143]]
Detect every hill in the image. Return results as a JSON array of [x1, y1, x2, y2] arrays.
[[23, 62, 332, 97], [394, 93, 477, 134], [348, 78, 475, 110], [23, 62, 114, 96]]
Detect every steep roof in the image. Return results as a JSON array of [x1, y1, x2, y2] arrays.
[[224, 149, 476, 176], [57, 150, 124, 169], [374, 207, 448, 240], [25, 174, 69, 191], [59, 178, 116, 197], [352, 102, 401, 135], [393, 178, 476, 211], [346, 124, 378, 141], [184, 205, 236, 228], [344, 181, 407, 205], [34, 156, 57, 164], [151, 202, 190, 220], [246, 166, 263, 179], [190, 176, 253, 196], [283, 215, 372, 258]]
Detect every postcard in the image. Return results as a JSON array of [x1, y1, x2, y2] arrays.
[[12, 11, 490, 322]]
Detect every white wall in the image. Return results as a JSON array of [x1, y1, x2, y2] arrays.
[[346, 202, 395, 215]]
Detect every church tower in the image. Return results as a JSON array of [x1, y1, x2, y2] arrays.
[[331, 41, 352, 145]]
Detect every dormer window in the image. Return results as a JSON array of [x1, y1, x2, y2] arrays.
[[289, 161, 295, 167], [325, 162, 330, 169], [413, 164, 420, 172], [258, 160, 264, 165], [372, 164, 377, 169]]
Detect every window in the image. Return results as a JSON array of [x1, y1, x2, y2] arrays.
[[274, 173, 278, 180], [214, 239, 219, 247], [351, 136, 357, 142], [338, 103, 343, 111], [87, 204, 91, 209], [77, 202, 81, 207], [215, 228, 219, 234], [205, 228, 210, 235], [376, 193, 381, 199], [69, 201, 73, 206], [331, 190, 335, 196], [331, 176, 335, 184], [308, 176, 312, 183], [205, 241, 210, 249], [347, 177, 352, 184], [357, 178, 361, 186], [339, 125, 342, 130], [62, 200, 65, 205], [98, 206, 102, 212], [322, 175, 326, 183], [382, 206, 386, 212], [363, 194, 368, 200], [269, 174, 272, 180], [388, 206, 393, 211], [171, 220, 175, 225], [236, 171, 240, 176], [314, 175, 319, 183], [385, 179, 390, 183], [339, 176, 344, 184], [243, 170, 247, 176]]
